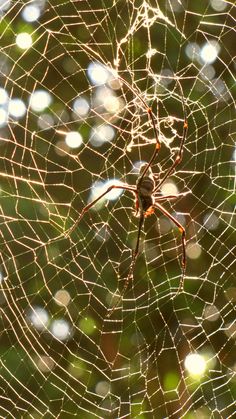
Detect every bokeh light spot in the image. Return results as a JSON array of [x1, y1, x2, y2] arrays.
[[65, 131, 83, 149], [16, 32, 33, 49], [8, 98, 26, 118], [184, 353, 207, 377], [73, 97, 90, 117], [87, 61, 110, 85], [54, 290, 71, 307], [90, 124, 115, 147], [51, 319, 72, 341], [186, 242, 202, 259], [200, 40, 220, 64], [29, 90, 52, 112], [22, 5, 40, 22]]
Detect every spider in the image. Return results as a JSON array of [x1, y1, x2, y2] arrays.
[[66, 78, 188, 314]]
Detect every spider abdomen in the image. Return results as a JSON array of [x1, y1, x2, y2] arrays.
[[140, 194, 154, 214]]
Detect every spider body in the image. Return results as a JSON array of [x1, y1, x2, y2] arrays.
[[66, 77, 188, 315], [135, 165, 155, 217]]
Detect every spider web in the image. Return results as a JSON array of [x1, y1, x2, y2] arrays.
[[0, 1, 235, 417]]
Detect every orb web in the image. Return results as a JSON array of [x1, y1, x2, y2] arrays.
[[0, 1, 235, 417]]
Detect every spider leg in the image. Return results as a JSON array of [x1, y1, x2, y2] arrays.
[[65, 184, 137, 237], [107, 210, 145, 317], [137, 106, 161, 183], [154, 82, 188, 192], [119, 78, 161, 182], [154, 192, 189, 201], [154, 202, 186, 294]]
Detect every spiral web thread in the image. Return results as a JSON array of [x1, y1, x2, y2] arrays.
[[0, 1, 235, 418]]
